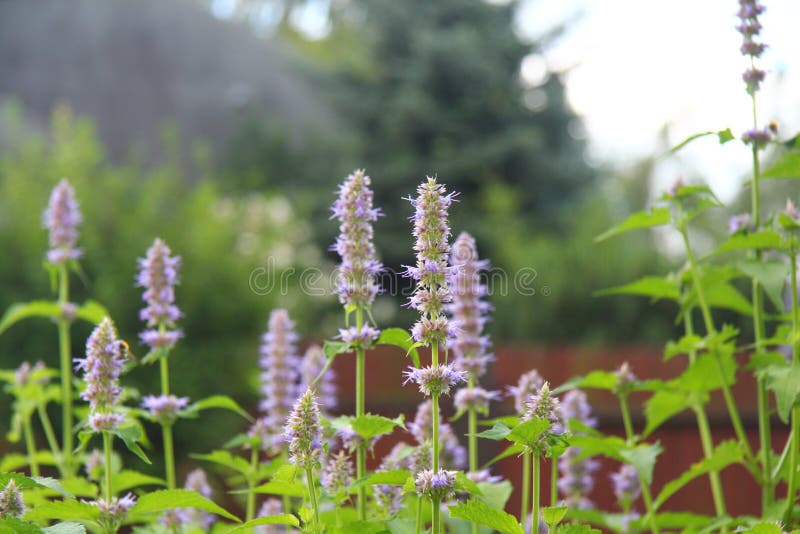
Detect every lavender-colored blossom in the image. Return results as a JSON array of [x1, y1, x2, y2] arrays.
[[404, 177, 457, 347], [523, 382, 564, 434], [615, 362, 637, 393], [91, 493, 137, 524], [338, 324, 380, 350], [375, 443, 409, 515], [611, 464, 642, 504], [141, 394, 189, 423], [14, 361, 48, 387], [403, 363, 466, 397], [466, 469, 503, 484], [284, 387, 322, 469], [619, 511, 641, 534], [256, 498, 286, 534], [183, 468, 215, 529], [742, 127, 771, 148], [300, 344, 336, 411], [85, 449, 104, 480], [415, 469, 457, 501], [448, 232, 493, 379], [561, 389, 597, 429], [453, 386, 501, 415], [75, 317, 128, 432], [253, 309, 301, 450], [728, 213, 753, 234], [160, 509, 190, 530], [737, 0, 767, 62], [321, 450, 354, 495], [742, 68, 766, 94], [331, 169, 383, 308], [43, 178, 82, 265], [137, 238, 183, 351], [508, 369, 545, 415], [0, 480, 25, 518], [408, 400, 466, 469], [785, 199, 800, 221], [559, 390, 599, 509]]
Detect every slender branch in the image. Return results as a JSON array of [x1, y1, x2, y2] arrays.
[[57, 263, 74, 475], [306, 467, 321, 534], [37, 403, 63, 474], [355, 306, 367, 521], [103, 432, 113, 502], [532, 453, 540, 534], [619, 394, 660, 534], [521, 451, 530, 530], [23, 415, 39, 477], [784, 252, 800, 525], [246, 447, 258, 522]]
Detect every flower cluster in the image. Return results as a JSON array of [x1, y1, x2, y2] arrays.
[[453, 386, 501, 415], [338, 324, 380, 350], [728, 213, 753, 234], [321, 450, 354, 495], [91, 494, 137, 524], [415, 469, 457, 501], [14, 361, 48, 387], [301, 344, 337, 411], [404, 177, 457, 346], [558, 390, 599, 510], [43, 178, 82, 265], [509, 369, 544, 415], [611, 464, 642, 505], [374, 444, 408, 515], [141, 394, 189, 424], [331, 169, 383, 308], [448, 232, 492, 378], [256, 499, 285, 534], [523, 382, 564, 435], [161, 468, 215, 529], [284, 387, 323, 469], [614, 362, 636, 394], [403, 364, 466, 397], [137, 238, 183, 351], [409, 400, 466, 470], [737, 0, 767, 62], [0, 480, 25, 518], [253, 308, 301, 450], [75, 317, 128, 431]]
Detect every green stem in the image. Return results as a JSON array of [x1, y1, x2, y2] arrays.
[[103, 432, 113, 502], [432, 498, 441, 534], [532, 453, 540, 534], [521, 452, 530, 530], [246, 447, 258, 522], [37, 403, 63, 474], [160, 355, 176, 489], [784, 253, 800, 525], [431, 342, 441, 534], [415, 496, 423, 534], [355, 307, 367, 521], [680, 225, 757, 469], [468, 395, 478, 534], [23, 415, 40, 477], [551, 457, 558, 507], [57, 264, 74, 475], [306, 467, 321, 534], [620, 395, 660, 534]]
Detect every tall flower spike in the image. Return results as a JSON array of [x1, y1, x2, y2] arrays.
[[284, 387, 323, 470], [448, 232, 493, 378], [558, 390, 599, 510], [0, 480, 25, 518], [253, 308, 301, 450], [508, 369, 544, 415], [321, 450, 354, 495], [404, 176, 457, 346], [184, 468, 215, 529], [331, 169, 383, 308], [737, 0, 767, 63], [523, 382, 564, 434], [137, 238, 183, 351], [75, 317, 128, 432], [409, 400, 466, 469], [256, 499, 285, 534], [43, 178, 82, 265], [301, 344, 337, 410], [611, 464, 642, 505]]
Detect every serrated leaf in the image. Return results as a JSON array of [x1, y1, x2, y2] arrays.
[[448, 499, 523, 534], [763, 148, 800, 180], [111, 470, 165, 493], [743, 522, 784, 533], [664, 334, 704, 361], [251, 480, 307, 497], [506, 417, 550, 447], [483, 443, 524, 467], [542, 506, 568, 526], [377, 328, 420, 368], [762, 364, 800, 422], [323, 340, 350, 360], [129, 489, 239, 522], [667, 128, 734, 155], [567, 435, 628, 462], [554, 371, 619, 394], [643, 390, 691, 437], [702, 278, 752, 316], [653, 440, 742, 510], [0, 518, 43, 534], [224, 514, 300, 533], [191, 450, 251, 476], [595, 276, 680, 301], [184, 395, 252, 422], [354, 469, 412, 487], [558, 524, 602, 534], [595, 208, 670, 243], [454, 472, 482, 496], [476, 480, 513, 510], [678, 352, 737, 393], [0, 473, 72, 498], [620, 443, 663, 485], [330, 520, 387, 534], [474, 422, 512, 441], [737, 258, 790, 311], [42, 523, 86, 534], [349, 414, 405, 440], [713, 230, 782, 255], [0, 301, 62, 334], [74, 301, 109, 325], [108, 425, 151, 465], [23, 500, 99, 522]]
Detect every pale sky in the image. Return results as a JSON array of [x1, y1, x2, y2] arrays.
[[515, 0, 800, 201]]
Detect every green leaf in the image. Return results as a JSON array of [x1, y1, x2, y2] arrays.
[[667, 128, 734, 155], [323, 340, 350, 360], [474, 422, 512, 441], [568, 435, 628, 462], [483, 443, 524, 467], [664, 334, 704, 361], [702, 278, 752, 316], [448, 499, 524, 534], [108, 425, 151, 464], [678, 352, 737, 393], [554, 371, 619, 393], [454, 472, 482, 497], [653, 440, 742, 510], [0, 518, 43, 534], [620, 443, 663, 485], [329, 520, 388, 534], [594, 208, 671, 243], [377, 328, 420, 368], [737, 258, 790, 311], [476, 480, 513, 510], [762, 364, 800, 422], [713, 230, 782, 255], [354, 469, 412, 487], [558, 524, 602, 534], [42, 523, 86, 534], [542, 506, 568, 526], [191, 450, 251, 476], [506, 417, 550, 446], [24, 500, 99, 522], [129, 489, 239, 522], [643, 390, 691, 437], [763, 147, 800, 180], [594, 276, 680, 302], [335, 414, 405, 441], [111, 470, 165, 494], [0, 473, 72, 498], [74, 301, 109, 325], [0, 301, 61, 334], [184, 395, 253, 422], [743, 522, 784, 534], [251, 480, 307, 497], [224, 515, 300, 533]]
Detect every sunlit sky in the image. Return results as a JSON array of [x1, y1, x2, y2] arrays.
[[515, 0, 800, 200]]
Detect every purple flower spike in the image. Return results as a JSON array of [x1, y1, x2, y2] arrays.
[[523, 382, 565, 434], [737, 0, 767, 62], [611, 464, 642, 504], [785, 199, 800, 221], [43, 178, 82, 265], [331, 169, 383, 308], [253, 308, 301, 451], [184, 468, 215, 528], [742, 127, 771, 149], [321, 450, 354, 494], [75, 317, 129, 432], [728, 213, 753, 234], [0, 480, 25, 518], [454, 386, 501, 415], [301, 344, 337, 411], [448, 232, 493, 380], [90, 493, 137, 524], [256, 499, 285, 534], [141, 394, 189, 423], [558, 389, 599, 509], [284, 387, 323, 470], [415, 469, 457, 501], [137, 238, 183, 352], [409, 399, 466, 469], [561, 389, 597, 429], [404, 177, 458, 347], [338, 324, 380, 350], [403, 364, 467, 397], [742, 68, 766, 94], [508, 369, 545, 415]]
